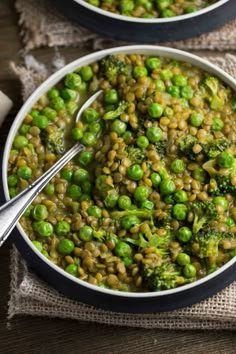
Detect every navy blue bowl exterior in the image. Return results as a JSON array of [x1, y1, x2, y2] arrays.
[[50, 0, 236, 43]]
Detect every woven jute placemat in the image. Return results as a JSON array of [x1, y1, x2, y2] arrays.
[[15, 0, 236, 51], [8, 52, 236, 329]]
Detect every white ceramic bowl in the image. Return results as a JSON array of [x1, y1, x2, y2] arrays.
[[3, 45, 236, 313]]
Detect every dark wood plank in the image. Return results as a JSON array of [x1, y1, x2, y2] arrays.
[[1, 0, 236, 353]]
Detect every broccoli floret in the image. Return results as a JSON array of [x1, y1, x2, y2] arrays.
[[126, 145, 145, 164], [194, 229, 236, 258], [103, 101, 129, 120], [202, 76, 219, 96], [154, 141, 167, 158], [124, 228, 171, 249], [191, 201, 218, 234], [42, 129, 65, 154], [178, 135, 199, 161], [141, 263, 187, 291], [209, 175, 236, 196], [100, 55, 132, 85], [202, 138, 232, 159]]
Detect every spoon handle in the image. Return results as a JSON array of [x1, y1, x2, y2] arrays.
[[0, 143, 84, 247]]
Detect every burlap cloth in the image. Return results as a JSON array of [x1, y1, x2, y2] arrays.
[[15, 0, 236, 51], [8, 52, 236, 329]]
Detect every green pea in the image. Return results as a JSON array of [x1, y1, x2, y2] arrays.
[[212, 117, 224, 131], [79, 194, 91, 202], [160, 69, 173, 81], [32, 240, 43, 252], [61, 169, 73, 182], [127, 164, 144, 181], [79, 225, 93, 241], [17, 166, 32, 180], [66, 184, 82, 200], [136, 136, 149, 149], [150, 172, 161, 187], [95, 175, 110, 192], [8, 175, 18, 187], [183, 264, 196, 278], [140, 200, 154, 210], [185, 6, 197, 13], [145, 57, 161, 71], [47, 89, 59, 100], [55, 220, 71, 236], [32, 115, 49, 129], [104, 89, 119, 104], [156, 0, 172, 10], [189, 112, 204, 127], [217, 151, 234, 168], [73, 168, 89, 184], [118, 195, 132, 210], [50, 97, 65, 112], [88, 121, 102, 134], [123, 131, 133, 143], [65, 72, 82, 89], [65, 264, 78, 276], [167, 86, 180, 98], [174, 190, 188, 203], [146, 127, 163, 143], [134, 185, 149, 202], [226, 217, 235, 228], [213, 196, 228, 210], [87, 205, 102, 218], [177, 227, 192, 243], [133, 66, 148, 79], [121, 215, 140, 230], [42, 107, 57, 120], [159, 179, 176, 195], [78, 150, 93, 166], [60, 88, 77, 102], [148, 103, 164, 118], [115, 241, 132, 257], [32, 204, 48, 221], [13, 135, 28, 149], [192, 168, 206, 183], [176, 253, 191, 266], [83, 107, 99, 123], [44, 183, 55, 196], [172, 204, 188, 221], [57, 238, 75, 255], [104, 191, 119, 209], [154, 79, 165, 92], [170, 159, 185, 174], [120, 0, 134, 13], [181, 86, 194, 99], [9, 187, 17, 198], [172, 74, 187, 87], [111, 119, 127, 135], [33, 221, 53, 237], [19, 124, 30, 135], [162, 9, 175, 17], [123, 256, 133, 267], [82, 132, 97, 146], [79, 65, 93, 81]]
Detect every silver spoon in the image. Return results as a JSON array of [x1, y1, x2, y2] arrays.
[[0, 89, 103, 247]]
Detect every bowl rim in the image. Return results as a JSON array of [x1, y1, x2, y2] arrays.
[[73, 0, 230, 23], [3, 45, 236, 299]]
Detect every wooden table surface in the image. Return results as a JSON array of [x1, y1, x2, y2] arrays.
[[1, 1, 236, 353]]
